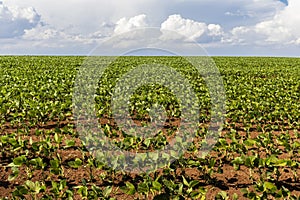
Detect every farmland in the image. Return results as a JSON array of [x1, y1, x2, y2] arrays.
[[0, 56, 299, 199]]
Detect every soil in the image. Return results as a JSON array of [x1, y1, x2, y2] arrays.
[[0, 117, 299, 199]]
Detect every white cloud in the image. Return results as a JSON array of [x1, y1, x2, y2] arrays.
[[22, 25, 95, 47], [23, 26, 64, 40], [0, 1, 40, 38], [223, 26, 252, 45], [90, 22, 115, 39], [226, 0, 300, 46], [114, 14, 148, 35], [254, 0, 300, 44], [207, 24, 223, 36], [160, 14, 223, 42], [225, 10, 255, 17], [161, 14, 206, 41], [1, 0, 299, 56]]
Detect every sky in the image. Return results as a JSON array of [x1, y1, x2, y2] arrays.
[[0, 0, 299, 56]]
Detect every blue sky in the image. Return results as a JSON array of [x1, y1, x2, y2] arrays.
[[0, 0, 299, 56], [280, 0, 288, 5]]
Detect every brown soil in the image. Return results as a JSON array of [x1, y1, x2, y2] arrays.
[[0, 117, 299, 199]]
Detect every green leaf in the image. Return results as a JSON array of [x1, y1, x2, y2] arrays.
[[12, 186, 28, 197], [232, 193, 238, 200], [68, 158, 83, 168], [138, 182, 149, 194], [216, 191, 229, 200], [189, 180, 200, 188], [263, 181, 277, 191], [103, 186, 113, 197], [8, 167, 19, 181], [152, 181, 162, 191], [182, 176, 189, 187], [13, 155, 26, 166], [121, 182, 135, 195]]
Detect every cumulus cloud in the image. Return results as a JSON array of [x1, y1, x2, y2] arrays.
[[227, 26, 252, 44], [207, 24, 223, 37], [114, 14, 148, 35], [1, 0, 299, 55], [22, 25, 95, 48], [16, 14, 149, 53], [161, 14, 207, 41], [0, 1, 41, 38], [255, 0, 300, 44], [226, 0, 300, 45], [90, 22, 115, 39], [160, 14, 223, 42], [23, 26, 64, 40]]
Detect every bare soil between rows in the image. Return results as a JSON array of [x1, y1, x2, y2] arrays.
[[0, 118, 299, 199]]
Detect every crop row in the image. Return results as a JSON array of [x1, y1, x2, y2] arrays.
[[0, 56, 299, 199]]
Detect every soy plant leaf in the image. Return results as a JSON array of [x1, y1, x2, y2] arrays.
[[90, 184, 102, 196], [64, 189, 74, 199], [216, 191, 229, 200], [54, 132, 62, 144], [0, 135, 9, 144], [29, 157, 46, 169], [232, 193, 239, 200], [244, 155, 259, 168], [68, 158, 83, 168], [190, 187, 207, 200], [263, 181, 277, 192], [50, 158, 62, 175], [292, 141, 300, 149], [103, 186, 113, 197], [138, 182, 149, 194], [12, 185, 28, 197], [50, 158, 60, 168], [231, 156, 244, 170], [151, 181, 162, 191], [143, 138, 152, 148], [241, 188, 257, 199], [274, 159, 288, 167], [265, 155, 288, 167], [75, 185, 88, 197], [189, 180, 200, 188], [8, 166, 20, 181], [58, 180, 67, 191], [182, 176, 189, 187], [121, 182, 136, 195], [64, 139, 76, 149], [25, 180, 46, 194], [12, 155, 27, 166], [162, 179, 177, 191], [244, 139, 257, 147]]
